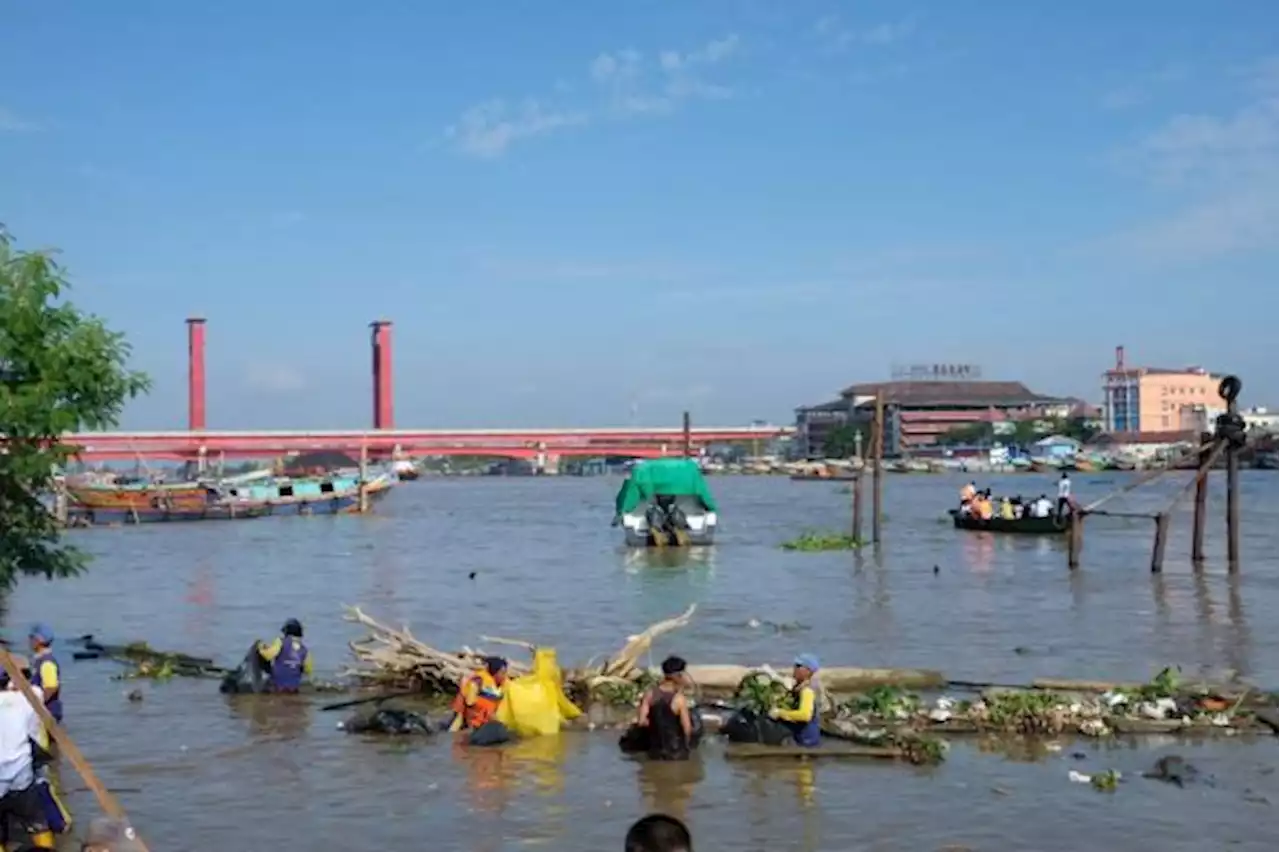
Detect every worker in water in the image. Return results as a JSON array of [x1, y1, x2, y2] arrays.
[[26, 625, 62, 724], [0, 656, 56, 849], [256, 619, 312, 694], [635, 655, 695, 760], [769, 654, 822, 748], [448, 656, 508, 734]]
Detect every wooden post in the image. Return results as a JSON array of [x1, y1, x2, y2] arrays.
[[0, 650, 150, 850], [1067, 514, 1083, 568], [852, 472, 864, 543], [358, 443, 369, 513], [1220, 376, 1242, 573], [871, 391, 884, 544], [682, 411, 692, 458], [1150, 512, 1170, 573], [1190, 431, 1212, 564], [52, 480, 68, 527]]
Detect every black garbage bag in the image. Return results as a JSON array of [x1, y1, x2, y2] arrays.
[[219, 643, 271, 694], [343, 708, 433, 736], [468, 720, 512, 747], [721, 708, 793, 746]]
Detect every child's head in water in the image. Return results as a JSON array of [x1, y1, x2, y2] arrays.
[[625, 814, 692, 852]]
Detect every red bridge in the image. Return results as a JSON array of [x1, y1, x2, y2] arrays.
[[63, 319, 790, 461]]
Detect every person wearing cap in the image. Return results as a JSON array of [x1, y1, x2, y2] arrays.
[[768, 654, 822, 748], [26, 625, 62, 724], [447, 657, 508, 734], [80, 816, 145, 852], [0, 655, 56, 849], [256, 619, 312, 694], [635, 655, 695, 760]]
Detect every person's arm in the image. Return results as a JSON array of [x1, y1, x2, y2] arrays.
[[37, 661, 59, 703], [257, 637, 282, 663], [771, 687, 815, 723], [674, 693, 693, 739], [636, 690, 653, 726], [303, 653, 314, 676]]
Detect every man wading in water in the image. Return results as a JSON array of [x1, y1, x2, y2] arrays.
[[635, 656, 694, 760]]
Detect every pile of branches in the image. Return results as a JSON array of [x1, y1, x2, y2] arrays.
[[342, 603, 697, 699]]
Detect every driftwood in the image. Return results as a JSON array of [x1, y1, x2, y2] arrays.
[[342, 603, 698, 694]]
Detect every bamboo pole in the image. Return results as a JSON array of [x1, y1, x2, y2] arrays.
[[0, 649, 149, 851], [358, 443, 369, 513], [851, 471, 864, 543], [1150, 513, 1170, 573], [1067, 514, 1083, 568], [1191, 431, 1212, 563], [871, 391, 884, 544]]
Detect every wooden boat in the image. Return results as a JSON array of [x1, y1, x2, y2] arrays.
[[948, 509, 1071, 535], [76, 499, 274, 525], [1070, 457, 1097, 473], [68, 479, 210, 511], [221, 471, 397, 516]]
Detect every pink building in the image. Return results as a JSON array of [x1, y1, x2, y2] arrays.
[[1102, 346, 1222, 434]]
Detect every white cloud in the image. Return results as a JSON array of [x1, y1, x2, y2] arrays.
[[0, 106, 39, 133], [445, 99, 588, 158], [446, 35, 741, 156], [812, 15, 915, 51], [245, 363, 306, 393], [1102, 62, 1278, 262]]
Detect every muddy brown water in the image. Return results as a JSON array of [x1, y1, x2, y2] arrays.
[[7, 472, 1278, 851]]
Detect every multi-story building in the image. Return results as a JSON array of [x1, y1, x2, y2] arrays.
[[795, 378, 1069, 457], [1101, 346, 1222, 435]]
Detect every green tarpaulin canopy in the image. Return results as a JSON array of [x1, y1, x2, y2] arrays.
[[614, 458, 719, 515]]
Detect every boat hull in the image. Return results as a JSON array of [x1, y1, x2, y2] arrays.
[[76, 502, 274, 524], [948, 509, 1071, 536], [69, 483, 211, 510], [621, 508, 717, 547]]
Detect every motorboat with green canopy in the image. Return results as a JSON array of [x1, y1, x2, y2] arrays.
[[613, 458, 719, 547]]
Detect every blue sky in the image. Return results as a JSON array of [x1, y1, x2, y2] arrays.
[[2, 1, 1276, 429]]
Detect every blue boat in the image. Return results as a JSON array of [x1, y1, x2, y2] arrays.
[[220, 470, 396, 516]]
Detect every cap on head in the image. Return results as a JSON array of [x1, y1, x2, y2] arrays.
[[661, 655, 687, 676], [793, 653, 820, 673], [484, 656, 508, 677], [27, 623, 53, 645], [282, 619, 303, 638], [84, 817, 146, 851]]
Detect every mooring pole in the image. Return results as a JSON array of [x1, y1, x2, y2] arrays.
[[872, 391, 884, 544], [682, 410, 692, 458], [852, 471, 864, 543], [1150, 512, 1170, 573], [358, 443, 369, 513], [1190, 431, 1212, 564], [1067, 514, 1083, 569], [1216, 376, 1244, 573]]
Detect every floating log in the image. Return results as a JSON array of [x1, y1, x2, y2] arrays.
[[725, 743, 904, 760]]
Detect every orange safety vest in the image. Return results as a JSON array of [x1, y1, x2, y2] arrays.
[[451, 670, 504, 730]]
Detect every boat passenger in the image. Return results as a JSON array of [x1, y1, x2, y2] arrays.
[[999, 498, 1015, 521], [1056, 473, 1072, 520], [1012, 496, 1026, 519], [0, 657, 56, 850], [959, 482, 977, 504], [975, 493, 994, 521], [769, 654, 822, 747], [1030, 494, 1053, 518], [26, 626, 61, 724], [635, 656, 695, 761], [257, 619, 311, 694], [448, 657, 508, 733]]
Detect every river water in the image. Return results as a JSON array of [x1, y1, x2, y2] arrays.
[[7, 472, 1278, 851]]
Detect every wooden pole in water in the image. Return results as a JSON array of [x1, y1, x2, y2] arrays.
[[682, 410, 692, 458], [871, 391, 884, 544], [1150, 512, 1170, 573], [852, 471, 864, 543], [1067, 514, 1083, 568], [358, 442, 369, 513], [0, 649, 150, 851], [1218, 375, 1243, 573], [1190, 431, 1212, 564]]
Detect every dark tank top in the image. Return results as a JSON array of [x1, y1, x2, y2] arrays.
[[648, 688, 690, 761]]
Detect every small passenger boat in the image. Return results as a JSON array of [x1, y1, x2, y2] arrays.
[[947, 509, 1072, 535], [614, 459, 718, 547]]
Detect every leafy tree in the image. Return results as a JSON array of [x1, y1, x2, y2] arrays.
[[0, 229, 150, 587], [822, 422, 869, 458]]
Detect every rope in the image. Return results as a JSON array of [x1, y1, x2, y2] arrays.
[[1160, 439, 1227, 516], [1081, 435, 1217, 513]]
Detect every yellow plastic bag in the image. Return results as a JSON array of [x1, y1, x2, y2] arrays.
[[494, 648, 583, 737]]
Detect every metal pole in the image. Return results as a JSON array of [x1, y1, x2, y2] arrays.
[[1190, 431, 1212, 564], [682, 411, 692, 458]]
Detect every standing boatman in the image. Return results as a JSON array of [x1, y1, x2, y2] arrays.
[[256, 619, 312, 694], [769, 654, 823, 748], [27, 625, 62, 724]]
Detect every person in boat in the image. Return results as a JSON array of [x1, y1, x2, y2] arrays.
[[1011, 495, 1026, 519], [998, 496, 1015, 520], [972, 491, 994, 521], [1056, 472, 1072, 520], [635, 656, 695, 761], [959, 481, 977, 506], [768, 654, 822, 748], [25, 626, 61, 724], [0, 657, 56, 850], [256, 619, 312, 694], [1029, 494, 1053, 518], [447, 656, 508, 734]]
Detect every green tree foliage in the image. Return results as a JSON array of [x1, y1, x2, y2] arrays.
[[0, 229, 150, 587], [822, 422, 869, 458]]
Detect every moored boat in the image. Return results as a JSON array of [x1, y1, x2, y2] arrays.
[[948, 509, 1072, 535], [222, 470, 397, 515], [614, 459, 718, 547], [392, 459, 421, 481]]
